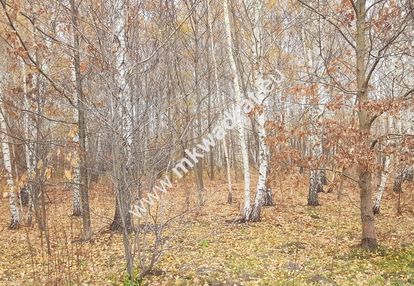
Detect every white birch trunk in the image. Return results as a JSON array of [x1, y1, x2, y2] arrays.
[[22, 62, 37, 222], [112, 1, 134, 278], [223, 137, 233, 204], [373, 155, 391, 214], [70, 62, 82, 216], [0, 102, 20, 228], [250, 87, 269, 220], [223, 0, 251, 219], [250, 0, 270, 221], [207, 0, 232, 203], [393, 165, 414, 193], [307, 102, 323, 206], [301, 27, 323, 206], [392, 116, 413, 193], [114, 0, 133, 152]]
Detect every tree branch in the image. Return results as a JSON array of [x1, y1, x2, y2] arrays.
[[298, 0, 356, 50]]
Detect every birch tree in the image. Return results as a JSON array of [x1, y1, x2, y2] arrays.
[[249, 0, 272, 221], [111, 0, 134, 278], [207, 0, 233, 203], [70, 0, 92, 239], [0, 92, 20, 229], [223, 0, 252, 220], [22, 62, 37, 224], [110, 0, 133, 233], [373, 154, 391, 214], [307, 101, 323, 206]]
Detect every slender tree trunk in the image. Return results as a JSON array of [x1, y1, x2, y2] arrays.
[[307, 103, 323, 206], [223, 0, 251, 220], [356, 0, 377, 250], [22, 62, 36, 224], [111, 0, 134, 279], [250, 0, 272, 222], [190, 3, 205, 207], [32, 77, 44, 231], [194, 68, 204, 207], [262, 164, 273, 206], [110, 195, 132, 232], [71, 0, 92, 239], [393, 165, 413, 193], [308, 170, 321, 206], [71, 102, 82, 217], [207, 0, 232, 203], [195, 158, 204, 207], [373, 155, 391, 214], [110, 0, 133, 233], [302, 22, 323, 206], [307, 125, 323, 205], [393, 169, 404, 193], [250, 98, 269, 221], [0, 103, 20, 229], [205, 8, 214, 181], [223, 137, 233, 204], [320, 169, 328, 186]]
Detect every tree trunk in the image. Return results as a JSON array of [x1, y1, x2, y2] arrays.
[[71, 0, 92, 239], [22, 62, 36, 224], [250, 99, 269, 221], [320, 169, 328, 186], [263, 185, 273, 206], [358, 170, 377, 249], [249, 0, 273, 222], [307, 100, 323, 204], [308, 170, 321, 206], [71, 101, 82, 217], [207, 0, 232, 203], [195, 161, 204, 207], [110, 195, 132, 232], [223, 138, 233, 204], [356, 0, 377, 250], [301, 19, 323, 206], [111, 0, 134, 279], [263, 166, 273, 206], [373, 155, 391, 214], [393, 166, 413, 193], [223, 0, 251, 220], [0, 103, 20, 229], [192, 14, 204, 207]]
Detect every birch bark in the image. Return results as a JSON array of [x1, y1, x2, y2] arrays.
[[207, 0, 232, 203], [250, 0, 271, 221], [223, 0, 251, 220], [70, 0, 92, 239], [0, 97, 20, 229], [373, 155, 391, 214], [71, 71, 82, 217], [111, 0, 134, 279], [22, 62, 37, 223], [307, 101, 323, 206]]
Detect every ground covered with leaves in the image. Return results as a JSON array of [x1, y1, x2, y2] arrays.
[[0, 174, 413, 285]]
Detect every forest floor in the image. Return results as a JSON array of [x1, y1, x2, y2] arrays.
[[0, 173, 414, 286]]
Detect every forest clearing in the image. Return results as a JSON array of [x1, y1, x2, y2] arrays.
[[0, 0, 414, 285]]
